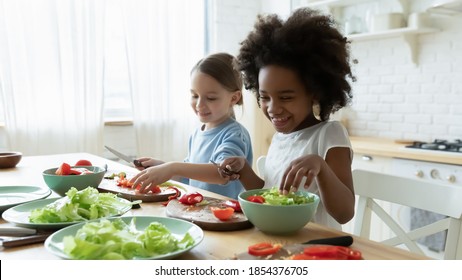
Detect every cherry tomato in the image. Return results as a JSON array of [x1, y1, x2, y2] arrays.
[[210, 206, 235, 221], [223, 200, 242, 212], [247, 195, 265, 204], [248, 242, 282, 256]]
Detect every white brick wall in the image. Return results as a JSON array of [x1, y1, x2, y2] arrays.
[[212, 0, 462, 143]]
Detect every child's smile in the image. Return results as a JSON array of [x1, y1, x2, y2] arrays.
[[258, 65, 315, 133]]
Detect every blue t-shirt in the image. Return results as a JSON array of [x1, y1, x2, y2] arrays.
[[184, 118, 253, 199]]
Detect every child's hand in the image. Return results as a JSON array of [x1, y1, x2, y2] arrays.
[[130, 163, 172, 193], [134, 157, 164, 170], [279, 155, 322, 194], [218, 157, 246, 181]]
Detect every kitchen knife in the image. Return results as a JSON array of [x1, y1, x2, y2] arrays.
[[105, 145, 143, 168], [0, 226, 37, 237], [1, 233, 51, 248]]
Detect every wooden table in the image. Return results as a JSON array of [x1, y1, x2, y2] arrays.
[[0, 153, 429, 260]]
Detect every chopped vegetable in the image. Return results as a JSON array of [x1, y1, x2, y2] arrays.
[[62, 217, 195, 260], [210, 206, 234, 221], [247, 195, 265, 204], [55, 162, 71, 175], [291, 246, 362, 260], [178, 192, 204, 205], [248, 242, 282, 256], [260, 187, 315, 205], [223, 200, 242, 212], [29, 187, 134, 223]]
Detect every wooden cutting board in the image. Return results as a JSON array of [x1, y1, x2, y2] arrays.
[[166, 197, 253, 231], [98, 179, 177, 202]]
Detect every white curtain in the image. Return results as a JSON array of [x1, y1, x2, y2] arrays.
[[120, 0, 204, 162], [0, 0, 105, 156]]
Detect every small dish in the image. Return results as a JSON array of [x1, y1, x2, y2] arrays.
[[0, 152, 22, 169]]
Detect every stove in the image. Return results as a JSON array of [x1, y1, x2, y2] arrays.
[[406, 139, 462, 153]]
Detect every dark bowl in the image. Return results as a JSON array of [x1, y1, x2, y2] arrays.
[[0, 152, 22, 169]]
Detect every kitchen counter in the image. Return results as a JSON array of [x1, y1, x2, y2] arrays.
[[350, 136, 462, 166]]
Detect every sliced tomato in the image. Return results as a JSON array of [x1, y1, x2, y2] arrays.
[[248, 242, 282, 256], [178, 192, 204, 205], [210, 206, 234, 221], [55, 163, 71, 175], [75, 159, 92, 166], [247, 195, 265, 204], [223, 200, 242, 212]]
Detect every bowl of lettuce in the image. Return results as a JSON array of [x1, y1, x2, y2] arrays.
[[44, 216, 204, 260], [238, 188, 319, 235]]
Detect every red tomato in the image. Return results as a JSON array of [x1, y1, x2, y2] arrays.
[[223, 200, 242, 212], [247, 195, 265, 204], [75, 159, 92, 166], [248, 242, 282, 256], [55, 163, 71, 175], [210, 206, 234, 221]]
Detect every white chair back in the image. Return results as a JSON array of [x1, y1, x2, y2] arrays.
[[353, 169, 462, 259], [256, 155, 266, 177]]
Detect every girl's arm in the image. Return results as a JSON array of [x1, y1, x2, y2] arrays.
[[130, 162, 235, 193], [280, 147, 355, 224]]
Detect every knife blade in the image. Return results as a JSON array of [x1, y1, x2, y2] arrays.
[[0, 226, 37, 237], [105, 145, 143, 168]]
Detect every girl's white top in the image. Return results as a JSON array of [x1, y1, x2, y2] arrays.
[[264, 121, 353, 230]]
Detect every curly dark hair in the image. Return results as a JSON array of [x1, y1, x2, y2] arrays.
[[237, 8, 356, 121]]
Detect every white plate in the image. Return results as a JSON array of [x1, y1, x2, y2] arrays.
[[0, 186, 51, 212], [45, 216, 204, 260], [2, 197, 132, 230]]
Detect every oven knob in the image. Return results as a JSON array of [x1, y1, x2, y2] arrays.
[[447, 175, 456, 183], [430, 169, 440, 179], [414, 170, 424, 178]]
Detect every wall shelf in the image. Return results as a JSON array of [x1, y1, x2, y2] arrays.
[[292, 0, 440, 65], [348, 27, 439, 65]]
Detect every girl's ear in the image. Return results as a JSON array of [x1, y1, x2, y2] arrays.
[[231, 91, 242, 105]]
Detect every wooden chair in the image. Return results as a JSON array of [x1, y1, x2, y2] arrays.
[[256, 155, 266, 177], [352, 169, 462, 259]]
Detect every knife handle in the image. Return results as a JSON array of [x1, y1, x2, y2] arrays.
[[1, 233, 51, 248], [303, 235, 353, 246]]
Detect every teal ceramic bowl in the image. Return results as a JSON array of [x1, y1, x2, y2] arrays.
[[238, 189, 320, 235], [42, 166, 106, 196]]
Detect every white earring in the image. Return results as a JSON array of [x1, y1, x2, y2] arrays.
[[313, 102, 321, 121]]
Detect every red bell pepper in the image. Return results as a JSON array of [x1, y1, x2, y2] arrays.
[[178, 192, 204, 205], [223, 200, 242, 212]]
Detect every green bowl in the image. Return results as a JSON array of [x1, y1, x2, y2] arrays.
[[238, 189, 320, 235], [42, 166, 106, 196]]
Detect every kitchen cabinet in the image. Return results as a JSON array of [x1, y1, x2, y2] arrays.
[[352, 153, 392, 173], [291, 0, 439, 64]]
